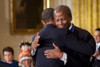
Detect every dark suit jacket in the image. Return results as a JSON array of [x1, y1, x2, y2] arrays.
[[32, 24, 68, 67], [50, 25, 96, 67], [32, 24, 96, 67]]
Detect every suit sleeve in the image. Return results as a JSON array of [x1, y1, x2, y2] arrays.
[[61, 46, 90, 67], [66, 52, 90, 67], [64, 31, 96, 56], [31, 34, 37, 63], [32, 34, 37, 41]]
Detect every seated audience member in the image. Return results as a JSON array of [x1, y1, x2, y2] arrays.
[[90, 28, 100, 67], [18, 41, 33, 67], [93, 28, 100, 59], [3, 46, 19, 66]]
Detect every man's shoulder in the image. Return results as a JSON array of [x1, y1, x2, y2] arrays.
[[32, 33, 37, 41], [32, 24, 56, 41], [74, 26, 92, 39], [39, 24, 56, 35], [74, 26, 90, 34]]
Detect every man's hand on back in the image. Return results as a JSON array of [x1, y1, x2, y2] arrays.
[[44, 43, 63, 59], [32, 32, 40, 49]]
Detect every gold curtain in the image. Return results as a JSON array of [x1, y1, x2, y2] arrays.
[[73, 0, 100, 34]]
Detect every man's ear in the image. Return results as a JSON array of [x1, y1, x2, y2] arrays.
[[41, 20, 46, 26]]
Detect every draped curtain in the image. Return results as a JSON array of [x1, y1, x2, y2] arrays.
[[73, 0, 100, 34]]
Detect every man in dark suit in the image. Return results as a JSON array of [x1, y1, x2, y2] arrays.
[[32, 6, 96, 67], [31, 8, 68, 67], [44, 5, 96, 67]]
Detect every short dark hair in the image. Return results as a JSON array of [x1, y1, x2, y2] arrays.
[[42, 8, 54, 23], [54, 5, 72, 18], [95, 28, 100, 31], [3, 47, 14, 56]]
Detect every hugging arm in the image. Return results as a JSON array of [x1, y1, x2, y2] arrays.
[[64, 33, 96, 56]]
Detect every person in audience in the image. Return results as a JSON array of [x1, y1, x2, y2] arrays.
[[90, 28, 100, 67], [93, 28, 100, 59], [3, 46, 19, 66], [18, 41, 33, 67]]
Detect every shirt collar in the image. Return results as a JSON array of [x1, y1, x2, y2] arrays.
[[96, 42, 100, 45], [69, 23, 74, 32]]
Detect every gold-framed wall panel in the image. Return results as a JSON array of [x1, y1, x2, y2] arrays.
[[11, 0, 50, 35]]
